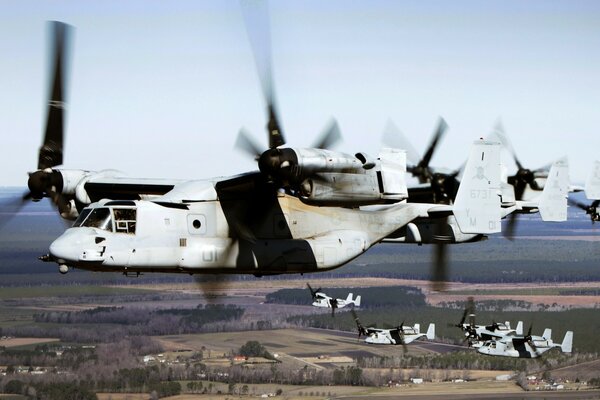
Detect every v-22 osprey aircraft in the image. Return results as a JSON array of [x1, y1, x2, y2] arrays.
[[22, 18, 503, 279]]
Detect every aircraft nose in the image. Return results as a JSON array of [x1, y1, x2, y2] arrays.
[[49, 228, 96, 263]]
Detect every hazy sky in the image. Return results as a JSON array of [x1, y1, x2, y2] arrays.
[[1, 0, 599, 186]]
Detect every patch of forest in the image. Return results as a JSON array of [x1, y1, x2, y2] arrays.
[[1, 304, 244, 343]]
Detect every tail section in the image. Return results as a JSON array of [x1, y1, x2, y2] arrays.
[[585, 160, 600, 200], [426, 323, 435, 340], [378, 148, 408, 201], [454, 139, 502, 234], [353, 295, 361, 307], [345, 293, 353, 304], [515, 321, 523, 336], [414, 323, 420, 333], [538, 158, 569, 222], [561, 331, 573, 353], [542, 328, 552, 340]]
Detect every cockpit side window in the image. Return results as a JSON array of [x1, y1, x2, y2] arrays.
[[73, 208, 92, 228], [82, 207, 113, 232], [113, 208, 136, 234]]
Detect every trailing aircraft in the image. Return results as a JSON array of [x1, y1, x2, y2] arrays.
[[307, 283, 361, 316], [452, 297, 523, 348], [477, 327, 573, 358], [351, 309, 435, 349], [5, 14, 505, 280]]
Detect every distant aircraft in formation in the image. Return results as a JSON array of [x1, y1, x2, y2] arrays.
[[351, 309, 435, 350], [452, 297, 523, 348], [306, 283, 361, 316], [477, 327, 573, 359]]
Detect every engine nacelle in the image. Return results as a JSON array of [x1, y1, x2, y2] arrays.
[[383, 217, 487, 244], [299, 172, 383, 206]]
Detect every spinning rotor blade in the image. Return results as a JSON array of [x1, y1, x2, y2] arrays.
[[431, 241, 447, 292], [493, 121, 523, 170], [39, 21, 72, 170], [194, 274, 233, 304], [310, 119, 342, 150], [431, 218, 449, 291], [467, 297, 476, 327], [241, 0, 285, 149], [568, 198, 589, 211], [235, 128, 264, 159], [503, 213, 518, 241], [419, 117, 448, 171], [381, 119, 421, 166], [330, 298, 338, 317]]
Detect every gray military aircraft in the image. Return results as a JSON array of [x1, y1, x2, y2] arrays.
[[477, 327, 573, 358], [5, 17, 504, 280], [352, 309, 435, 349], [452, 297, 523, 348]]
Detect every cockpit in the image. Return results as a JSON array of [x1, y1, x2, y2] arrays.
[[73, 202, 137, 234]]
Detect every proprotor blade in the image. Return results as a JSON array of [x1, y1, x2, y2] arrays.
[[39, 21, 73, 170], [310, 119, 342, 150], [241, 0, 285, 148], [419, 117, 448, 172]]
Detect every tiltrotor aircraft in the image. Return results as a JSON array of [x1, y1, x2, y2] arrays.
[[477, 327, 573, 358], [452, 297, 523, 348], [352, 309, 435, 348], [307, 284, 361, 316], [9, 17, 508, 280]]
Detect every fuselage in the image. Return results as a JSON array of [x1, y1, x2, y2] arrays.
[[49, 175, 427, 275]]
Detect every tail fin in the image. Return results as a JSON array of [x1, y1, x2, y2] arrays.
[[585, 160, 600, 200], [542, 328, 552, 340], [354, 295, 361, 307], [505, 321, 511, 329], [346, 293, 353, 303], [454, 139, 502, 234], [538, 158, 569, 221], [561, 331, 573, 353], [378, 148, 408, 201], [414, 323, 420, 333], [515, 321, 523, 336], [426, 323, 435, 340]]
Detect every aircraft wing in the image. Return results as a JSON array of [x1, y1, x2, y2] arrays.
[[84, 175, 183, 202]]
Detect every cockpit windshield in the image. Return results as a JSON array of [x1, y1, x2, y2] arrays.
[[73, 207, 136, 234], [113, 208, 136, 234], [78, 207, 113, 232]]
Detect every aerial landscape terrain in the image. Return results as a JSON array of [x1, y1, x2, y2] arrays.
[[1, 192, 600, 399]]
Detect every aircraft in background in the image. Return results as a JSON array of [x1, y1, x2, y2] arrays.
[[452, 297, 523, 348], [477, 327, 573, 358], [307, 283, 361, 316], [352, 309, 435, 350]]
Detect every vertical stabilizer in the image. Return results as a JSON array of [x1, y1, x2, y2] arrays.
[[426, 323, 435, 340], [561, 331, 573, 353], [346, 293, 353, 303], [454, 140, 502, 234], [585, 160, 600, 200], [414, 323, 420, 333], [516, 321, 523, 336], [354, 295, 361, 307], [542, 328, 552, 340], [538, 158, 569, 222]]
